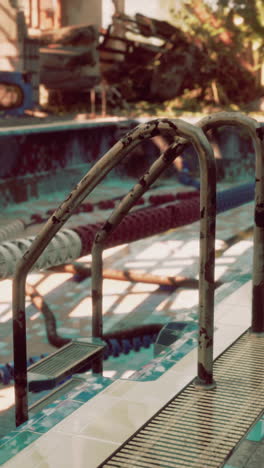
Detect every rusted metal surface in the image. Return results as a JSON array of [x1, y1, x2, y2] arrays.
[[197, 112, 264, 335]]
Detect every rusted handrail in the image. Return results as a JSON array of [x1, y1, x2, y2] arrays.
[[91, 112, 264, 391], [91, 119, 216, 388], [197, 112, 264, 335], [12, 118, 215, 426]]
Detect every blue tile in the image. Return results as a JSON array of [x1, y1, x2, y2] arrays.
[[29, 400, 82, 433], [246, 420, 264, 442], [0, 431, 40, 465], [169, 339, 196, 361], [70, 377, 113, 402], [128, 334, 198, 381], [0, 431, 19, 449], [18, 411, 50, 432]]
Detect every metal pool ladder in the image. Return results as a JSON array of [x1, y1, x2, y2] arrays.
[[12, 116, 215, 426], [97, 113, 264, 467], [12, 113, 264, 460]]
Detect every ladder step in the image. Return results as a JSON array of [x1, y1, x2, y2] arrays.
[[28, 338, 105, 392]]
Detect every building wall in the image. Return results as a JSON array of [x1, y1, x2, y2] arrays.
[[0, 1, 26, 71], [61, 0, 102, 28]]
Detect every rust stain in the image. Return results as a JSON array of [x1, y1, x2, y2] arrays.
[[255, 203, 264, 227], [92, 289, 102, 301], [204, 250, 215, 283], [51, 215, 61, 224], [162, 119, 178, 132], [197, 362, 213, 384], [162, 145, 178, 162], [103, 221, 113, 233], [252, 284, 264, 332], [138, 176, 147, 187]]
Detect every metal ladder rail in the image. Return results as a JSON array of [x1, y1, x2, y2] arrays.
[[91, 111, 264, 388], [98, 113, 264, 468], [91, 119, 216, 387], [196, 112, 264, 335], [12, 118, 213, 426]]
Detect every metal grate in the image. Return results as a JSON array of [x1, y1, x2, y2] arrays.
[[100, 331, 264, 468], [28, 342, 102, 377]]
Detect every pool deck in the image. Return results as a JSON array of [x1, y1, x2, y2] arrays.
[[0, 175, 263, 467]]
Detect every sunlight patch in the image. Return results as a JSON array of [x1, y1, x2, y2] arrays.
[[36, 273, 72, 295]]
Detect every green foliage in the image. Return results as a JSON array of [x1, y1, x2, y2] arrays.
[[168, 0, 263, 46], [217, 0, 264, 38], [166, 0, 263, 103]]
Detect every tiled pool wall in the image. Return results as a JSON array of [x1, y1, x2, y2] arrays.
[[0, 119, 160, 207], [0, 119, 262, 208]]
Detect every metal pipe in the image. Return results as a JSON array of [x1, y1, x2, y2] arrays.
[[12, 118, 215, 426], [91, 119, 216, 386], [197, 113, 264, 335], [51, 262, 200, 288]]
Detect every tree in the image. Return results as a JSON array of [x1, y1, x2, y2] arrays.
[[167, 0, 263, 103]]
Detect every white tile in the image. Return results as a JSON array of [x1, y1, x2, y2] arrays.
[[79, 397, 162, 443], [168, 289, 198, 309], [217, 281, 252, 308], [7, 433, 119, 468], [118, 374, 193, 404], [166, 347, 197, 375], [213, 323, 248, 358], [216, 304, 250, 327], [54, 395, 120, 435], [102, 379, 138, 398]]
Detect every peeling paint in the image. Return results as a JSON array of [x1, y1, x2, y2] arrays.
[[51, 215, 61, 224], [162, 145, 178, 162], [204, 251, 215, 283], [92, 289, 102, 301], [162, 119, 178, 132], [103, 221, 113, 233], [252, 284, 264, 332], [121, 136, 133, 148], [139, 177, 147, 188]]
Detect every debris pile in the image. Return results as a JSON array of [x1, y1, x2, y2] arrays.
[[39, 24, 101, 91], [98, 13, 259, 105], [38, 12, 261, 108]]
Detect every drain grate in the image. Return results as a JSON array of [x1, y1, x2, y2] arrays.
[[28, 342, 97, 376], [100, 331, 264, 468], [28, 339, 105, 391]]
